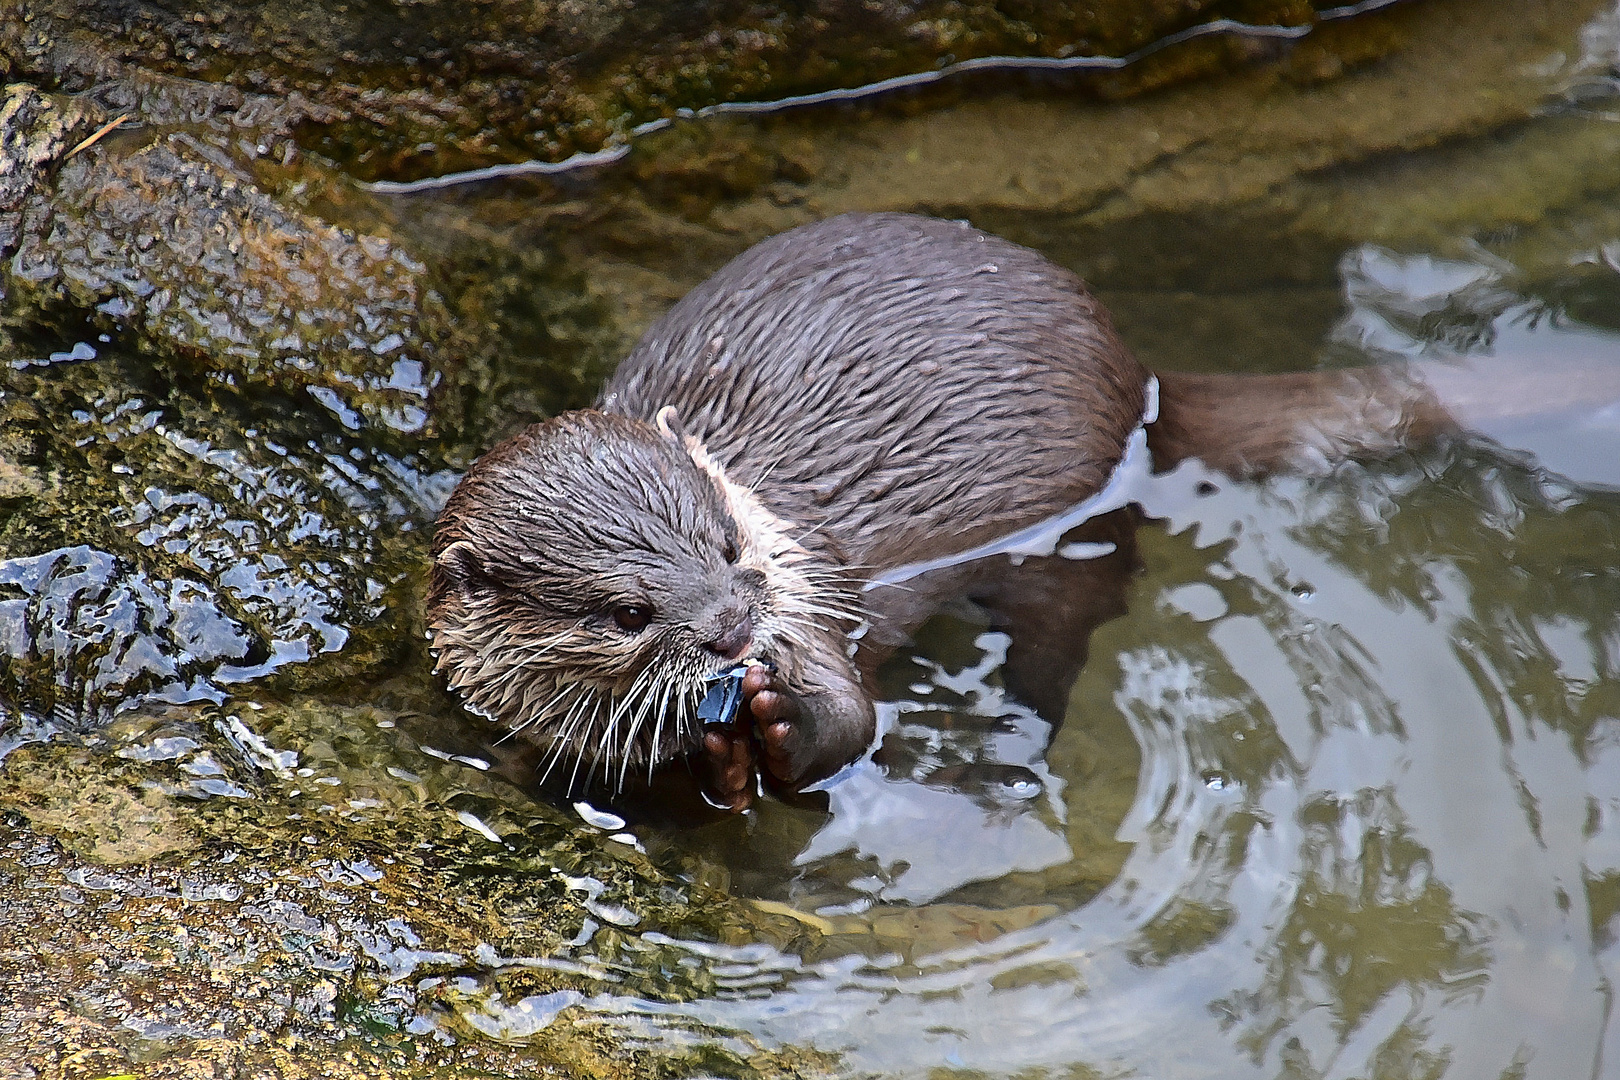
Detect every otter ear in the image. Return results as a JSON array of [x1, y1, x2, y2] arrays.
[[435, 540, 487, 598], [658, 404, 726, 477], [654, 405, 687, 446]]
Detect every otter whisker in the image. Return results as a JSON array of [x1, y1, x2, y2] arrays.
[[616, 680, 662, 790], [649, 712, 668, 783], [628, 667, 673, 761], [588, 692, 617, 782], [855, 577, 915, 593], [783, 593, 865, 615], [508, 679, 576, 738], [743, 457, 784, 496], [515, 680, 579, 738], [572, 692, 612, 794], [798, 567, 891, 592], [604, 662, 659, 739], [780, 582, 864, 607], [515, 628, 581, 663], [647, 678, 680, 783], [783, 511, 845, 551], [538, 713, 580, 784], [599, 661, 662, 788], [787, 580, 859, 599], [563, 689, 612, 790], [666, 674, 699, 765], [538, 685, 596, 784], [610, 678, 652, 787], [775, 571, 862, 597], [778, 601, 865, 624], [653, 673, 682, 747]]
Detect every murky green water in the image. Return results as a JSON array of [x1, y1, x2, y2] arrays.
[[7, 0, 1620, 1076]]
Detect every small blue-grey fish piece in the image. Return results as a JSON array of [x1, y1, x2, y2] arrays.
[[698, 664, 750, 727]]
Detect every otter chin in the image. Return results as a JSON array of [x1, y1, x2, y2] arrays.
[[429, 211, 1485, 810]]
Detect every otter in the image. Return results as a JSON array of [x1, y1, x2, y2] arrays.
[[426, 211, 1475, 811]]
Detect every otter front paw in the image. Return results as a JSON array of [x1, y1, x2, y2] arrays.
[[742, 662, 804, 788], [741, 663, 803, 790], [698, 658, 876, 811], [701, 722, 757, 812], [696, 663, 804, 812]]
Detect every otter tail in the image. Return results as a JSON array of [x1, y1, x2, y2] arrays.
[[1148, 356, 1620, 479]]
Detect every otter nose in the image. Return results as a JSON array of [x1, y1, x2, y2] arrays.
[[702, 604, 754, 661]]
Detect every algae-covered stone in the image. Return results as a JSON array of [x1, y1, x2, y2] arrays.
[[0, 83, 467, 724], [0, 81, 87, 221], [0, 701, 837, 1078], [0, 84, 443, 433], [0, 332, 455, 722], [0, 746, 198, 864], [3, 0, 1317, 182]]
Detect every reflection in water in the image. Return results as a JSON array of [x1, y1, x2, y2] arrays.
[[1337, 246, 1620, 490], [796, 635, 1075, 908], [1216, 791, 1491, 1070]]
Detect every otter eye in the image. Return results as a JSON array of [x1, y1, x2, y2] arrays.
[[722, 538, 739, 564], [611, 604, 652, 632]]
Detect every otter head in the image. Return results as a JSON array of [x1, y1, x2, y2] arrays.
[[427, 409, 859, 790]]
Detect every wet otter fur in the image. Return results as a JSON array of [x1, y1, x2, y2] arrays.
[[428, 212, 1457, 807]]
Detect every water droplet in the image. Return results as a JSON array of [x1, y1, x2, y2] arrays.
[[455, 810, 504, 844], [1002, 777, 1041, 800], [574, 801, 627, 831]]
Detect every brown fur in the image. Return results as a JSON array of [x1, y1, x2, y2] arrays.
[[1150, 367, 1453, 476]]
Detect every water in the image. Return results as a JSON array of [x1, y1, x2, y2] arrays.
[[486, 4, 1620, 1074], [6, 0, 1620, 1076]]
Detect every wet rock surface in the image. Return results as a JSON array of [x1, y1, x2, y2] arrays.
[[0, 332, 458, 728], [0, 81, 460, 728], [0, 88, 440, 429], [6, 0, 1319, 181], [0, 699, 836, 1078]]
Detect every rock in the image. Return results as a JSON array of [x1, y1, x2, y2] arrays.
[[3, 0, 1320, 182], [0, 84, 459, 724]]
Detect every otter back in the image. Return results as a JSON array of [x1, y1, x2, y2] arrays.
[[600, 213, 1150, 572]]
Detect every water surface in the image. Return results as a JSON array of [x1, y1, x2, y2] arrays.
[[479, 8, 1620, 1076]]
